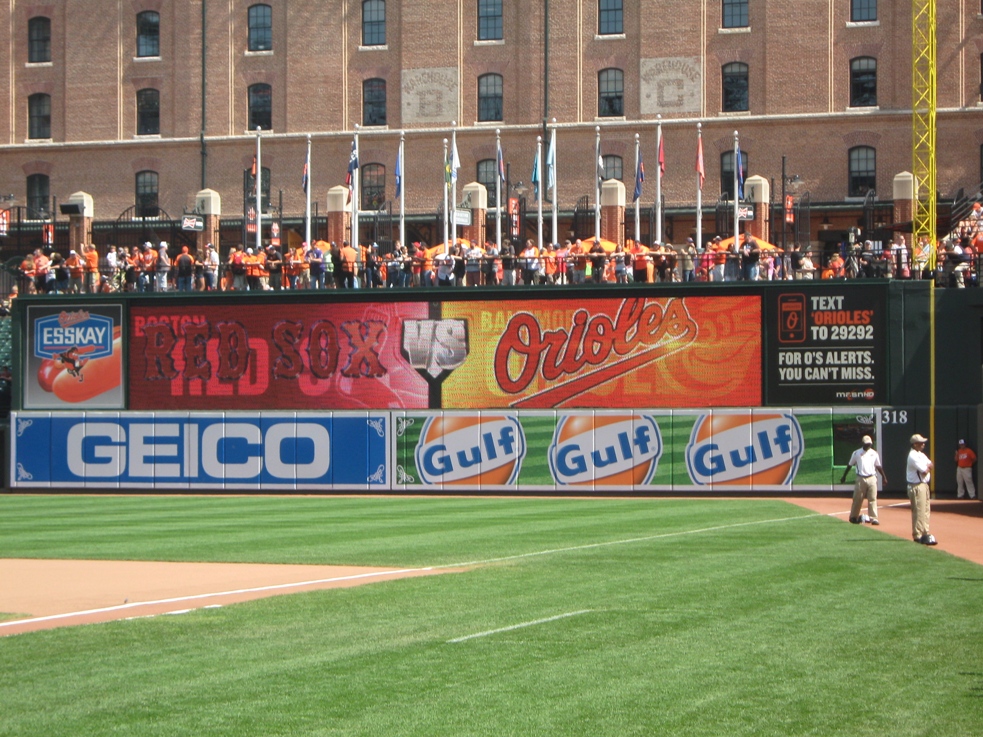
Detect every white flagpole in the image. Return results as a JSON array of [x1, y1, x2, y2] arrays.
[[594, 126, 601, 239], [536, 135, 543, 251], [635, 133, 642, 246], [696, 123, 703, 253], [352, 124, 360, 247], [733, 130, 740, 256], [255, 127, 262, 254], [443, 138, 449, 251], [451, 120, 457, 246], [550, 118, 558, 246], [496, 128, 502, 249], [399, 131, 405, 250], [656, 115, 663, 244], [305, 135, 312, 247]]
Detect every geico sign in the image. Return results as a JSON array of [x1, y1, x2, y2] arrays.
[[66, 421, 330, 479]]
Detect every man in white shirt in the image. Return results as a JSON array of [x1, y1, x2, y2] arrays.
[[436, 249, 455, 287], [906, 433, 937, 545], [841, 435, 888, 525]]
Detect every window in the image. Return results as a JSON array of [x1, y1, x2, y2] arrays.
[[248, 5, 272, 51], [28, 17, 51, 63], [135, 171, 159, 218], [850, 57, 877, 107], [598, 68, 624, 117], [136, 88, 160, 135], [851, 0, 876, 22], [362, 0, 385, 46], [361, 164, 386, 209], [602, 155, 623, 181], [26, 174, 49, 219], [478, 73, 503, 122], [477, 159, 498, 208], [720, 150, 749, 199], [722, 62, 749, 112], [362, 79, 387, 126], [848, 146, 876, 197], [478, 0, 503, 41], [598, 0, 623, 35], [136, 11, 160, 57], [28, 93, 51, 139], [248, 83, 272, 130], [722, 0, 748, 28]]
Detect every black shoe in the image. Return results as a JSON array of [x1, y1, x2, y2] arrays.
[[869, 519, 880, 526], [849, 517, 861, 524], [923, 534, 938, 546]]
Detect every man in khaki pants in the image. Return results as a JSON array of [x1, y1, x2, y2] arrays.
[[841, 435, 888, 525], [906, 434, 937, 545]]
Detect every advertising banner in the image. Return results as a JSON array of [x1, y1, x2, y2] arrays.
[[766, 285, 887, 405], [23, 304, 125, 410], [10, 411, 390, 489], [128, 303, 431, 410]]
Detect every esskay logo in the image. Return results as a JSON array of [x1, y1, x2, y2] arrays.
[[549, 414, 663, 486], [414, 415, 525, 485], [34, 311, 115, 360], [685, 413, 804, 486]]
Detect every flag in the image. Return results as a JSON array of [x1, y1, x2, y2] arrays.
[[251, 155, 258, 195], [597, 153, 605, 182], [658, 135, 665, 176], [301, 149, 309, 195], [395, 143, 403, 199], [531, 150, 540, 199], [444, 147, 452, 184], [546, 129, 556, 192], [497, 141, 506, 183], [451, 138, 460, 183], [696, 136, 705, 191], [345, 139, 359, 204], [736, 145, 745, 200], [251, 155, 257, 178], [633, 153, 645, 203]]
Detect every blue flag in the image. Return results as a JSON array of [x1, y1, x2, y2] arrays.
[[736, 145, 745, 200], [531, 151, 540, 199], [633, 154, 645, 203], [395, 143, 403, 199]]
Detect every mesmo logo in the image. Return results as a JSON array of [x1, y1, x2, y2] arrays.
[[685, 413, 804, 486], [548, 414, 662, 486], [414, 415, 525, 485]]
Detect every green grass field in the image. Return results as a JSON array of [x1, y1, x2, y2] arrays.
[[0, 495, 980, 736]]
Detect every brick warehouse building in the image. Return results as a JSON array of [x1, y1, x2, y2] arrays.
[[1, 0, 982, 252]]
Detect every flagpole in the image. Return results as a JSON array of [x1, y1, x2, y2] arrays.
[[305, 135, 312, 247], [495, 128, 502, 249], [451, 120, 457, 246], [550, 118, 558, 246], [635, 133, 642, 246], [352, 124, 360, 247], [594, 126, 601, 239], [733, 130, 740, 255], [399, 131, 405, 250], [255, 127, 262, 254], [656, 116, 663, 244], [443, 138, 449, 251], [696, 123, 703, 253], [536, 135, 544, 251]]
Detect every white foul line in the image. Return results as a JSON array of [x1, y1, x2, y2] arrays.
[[448, 610, 593, 643]]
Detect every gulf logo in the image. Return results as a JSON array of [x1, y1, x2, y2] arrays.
[[548, 414, 663, 486], [414, 415, 525, 486], [685, 413, 804, 486]]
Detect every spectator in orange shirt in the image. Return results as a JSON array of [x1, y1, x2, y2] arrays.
[[955, 439, 977, 499], [64, 249, 84, 293], [83, 244, 100, 293]]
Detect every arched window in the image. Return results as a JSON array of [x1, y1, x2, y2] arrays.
[[362, 0, 385, 46], [477, 159, 498, 208], [28, 93, 51, 139], [136, 88, 160, 135], [26, 174, 49, 219], [720, 150, 749, 199], [478, 0, 503, 41], [598, 68, 624, 117], [136, 11, 160, 57], [28, 17, 51, 63], [722, 62, 749, 112], [478, 73, 503, 122], [363, 78, 387, 126], [598, 0, 623, 35], [135, 171, 159, 218], [850, 57, 877, 107], [722, 0, 748, 28], [851, 0, 877, 22], [361, 164, 386, 210], [602, 154, 623, 181], [248, 5, 272, 51], [848, 146, 876, 197], [248, 83, 272, 130]]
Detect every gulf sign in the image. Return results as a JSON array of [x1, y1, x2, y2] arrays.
[[549, 414, 663, 486], [685, 412, 804, 486], [414, 415, 525, 485]]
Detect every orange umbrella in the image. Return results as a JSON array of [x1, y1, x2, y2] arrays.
[[714, 235, 782, 252], [581, 237, 621, 253], [424, 238, 474, 258]]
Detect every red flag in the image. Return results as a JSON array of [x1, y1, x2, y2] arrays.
[[658, 135, 665, 176], [696, 136, 705, 191], [251, 155, 257, 177]]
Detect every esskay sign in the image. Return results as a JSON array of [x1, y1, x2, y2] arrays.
[[766, 286, 886, 405]]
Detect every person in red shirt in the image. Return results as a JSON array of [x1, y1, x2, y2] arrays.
[[955, 439, 977, 499]]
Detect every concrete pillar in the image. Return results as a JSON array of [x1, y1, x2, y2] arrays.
[[893, 172, 915, 231], [64, 191, 93, 255], [326, 186, 350, 245], [744, 175, 770, 242], [601, 179, 626, 248], [462, 182, 487, 246], [195, 189, 221, 251]]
